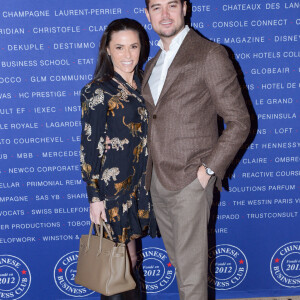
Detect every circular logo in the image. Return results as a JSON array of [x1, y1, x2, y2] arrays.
[[270, 241, 300, 288], [53, 251, 94, 297], [208, 244, 248, 290], [137, 247, 176, 294], [0, 254, 31, 300]]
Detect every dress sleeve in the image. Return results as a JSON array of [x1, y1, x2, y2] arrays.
[[80, 82, 108, 203]]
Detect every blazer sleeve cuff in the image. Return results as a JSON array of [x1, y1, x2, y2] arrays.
[[202, 157, 226, 180]]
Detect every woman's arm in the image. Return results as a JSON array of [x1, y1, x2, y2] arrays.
[[80, 82, 108, 223]]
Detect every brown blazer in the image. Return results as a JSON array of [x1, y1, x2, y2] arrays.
[[142, 29, 250, 191]]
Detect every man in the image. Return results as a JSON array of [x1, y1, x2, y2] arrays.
[[142, 0, 251, 299]]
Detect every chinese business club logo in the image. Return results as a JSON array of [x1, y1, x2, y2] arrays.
[[0, 255, 31, 300], [270, 241, 300, 288], [208, 244, 248, 290], [137, 247, 176, 294], [53, 251, 94, 297]]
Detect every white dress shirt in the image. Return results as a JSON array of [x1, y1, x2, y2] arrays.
[[148, 26, 190, 105]]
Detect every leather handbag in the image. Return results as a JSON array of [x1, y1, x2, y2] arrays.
[[75, 220, 136, 296]]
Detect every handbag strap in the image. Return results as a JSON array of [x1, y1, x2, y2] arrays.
[[97, 219, 114, 241], [85, 219, 114, 255]]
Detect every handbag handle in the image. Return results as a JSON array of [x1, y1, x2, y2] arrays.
[[86, 219, 114, 255]]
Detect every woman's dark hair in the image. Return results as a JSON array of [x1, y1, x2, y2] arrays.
[[93, 18, 149, 82]]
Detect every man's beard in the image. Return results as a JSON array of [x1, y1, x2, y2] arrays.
[[159, 27, 181, 38], [159, 29, 177, 38]]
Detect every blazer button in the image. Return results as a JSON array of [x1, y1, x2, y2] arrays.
[[153, 114, 157, 119]]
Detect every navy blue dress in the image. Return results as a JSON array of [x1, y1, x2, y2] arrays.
[[80, 72, 157, 243]]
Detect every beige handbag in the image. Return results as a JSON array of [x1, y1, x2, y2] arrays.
[[75, 220, 136, 296]]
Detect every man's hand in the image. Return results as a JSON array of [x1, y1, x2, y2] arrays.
[[197, 165, 211, 189], [90, 201, 107, 224]]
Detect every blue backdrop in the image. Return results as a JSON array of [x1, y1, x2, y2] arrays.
[[0, 1, 299, 299]]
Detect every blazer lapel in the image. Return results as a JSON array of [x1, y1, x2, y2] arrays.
[[156, 30, 193, 106], [142, 49, 161, 91], [142, 82, 154, 108], [142, 50, 162, 107]]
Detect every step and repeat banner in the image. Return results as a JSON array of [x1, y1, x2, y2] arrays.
[[0, 1, 299, 299]]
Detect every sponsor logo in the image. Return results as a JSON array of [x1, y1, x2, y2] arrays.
[[137, 247, 176, 294], [270, 241, 300, 288], [0, 254, 31, 299], [208, 244, 248, 290], [53, 251, 94, 297]]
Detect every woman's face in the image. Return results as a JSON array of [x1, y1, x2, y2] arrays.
[[107, 30, 141, 80]]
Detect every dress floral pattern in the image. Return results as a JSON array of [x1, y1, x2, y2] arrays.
[[80, 72, 157, 243]]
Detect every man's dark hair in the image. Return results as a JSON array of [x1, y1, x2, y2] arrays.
[[93, 18, 149, 82], [145, 0, 185, 10]]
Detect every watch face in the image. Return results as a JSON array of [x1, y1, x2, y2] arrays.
[[206, 168, 214, 176]]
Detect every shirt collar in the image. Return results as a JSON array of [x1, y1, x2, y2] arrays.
[[158, 25, 190, 52]]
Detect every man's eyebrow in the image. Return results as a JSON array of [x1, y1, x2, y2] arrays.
[[150, 3, 161, 9], [167, 0, 180, 5]]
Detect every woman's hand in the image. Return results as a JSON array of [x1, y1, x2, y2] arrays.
[[90, 201, 107, 224]]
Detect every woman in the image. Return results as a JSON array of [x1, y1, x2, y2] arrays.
[[80, 18, 157, 299]]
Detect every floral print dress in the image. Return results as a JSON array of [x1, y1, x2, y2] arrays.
[[80, 72, 157, 243]]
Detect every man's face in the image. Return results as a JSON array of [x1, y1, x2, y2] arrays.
[[145, 0, 187, 39]]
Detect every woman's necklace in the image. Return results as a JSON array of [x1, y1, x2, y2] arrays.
[[126, 80, 137, 90]]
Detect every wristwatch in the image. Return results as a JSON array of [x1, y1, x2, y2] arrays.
[[202, 163, 215, 176]]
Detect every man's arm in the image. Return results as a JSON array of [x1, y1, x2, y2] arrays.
[[202, 45, 250, 180]]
